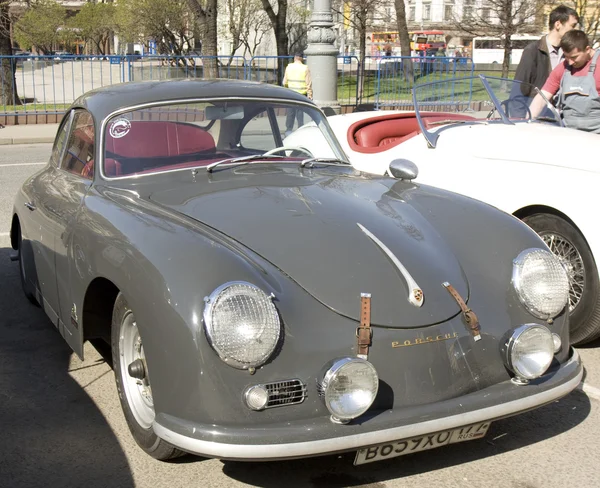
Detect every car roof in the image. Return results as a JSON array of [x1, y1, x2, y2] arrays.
[[72, 79, 313, 121]]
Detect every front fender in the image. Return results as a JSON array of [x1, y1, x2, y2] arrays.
[[71, 186, 297, 420]]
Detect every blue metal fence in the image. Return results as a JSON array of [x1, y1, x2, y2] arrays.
[[364, 56, 475, 109], [0, 54, 474, 116]]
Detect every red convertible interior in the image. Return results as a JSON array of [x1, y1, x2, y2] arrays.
[[348, 112, 476, 154]]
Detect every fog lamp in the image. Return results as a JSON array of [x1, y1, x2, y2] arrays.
[[319, 357, 378, 424], [503, 324, 554, 383]]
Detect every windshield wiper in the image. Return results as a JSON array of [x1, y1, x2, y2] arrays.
[[206, 153, 286, 173], [300, 157, 349, 168]]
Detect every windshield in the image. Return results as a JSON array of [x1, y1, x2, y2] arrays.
[[102, 99, 346, 178], [413, 75, 561, 147]]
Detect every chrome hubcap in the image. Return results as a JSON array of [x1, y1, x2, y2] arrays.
[[119, 312, 154, 429], [541, 233, 585, 312]]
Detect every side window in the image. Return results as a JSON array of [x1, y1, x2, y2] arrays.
[[239, 110, 276, 151], [49, 115, 71, 166], [60, 110, 95, 179]]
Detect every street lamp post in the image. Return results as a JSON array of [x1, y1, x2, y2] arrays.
[[305, 0, 340, 114]]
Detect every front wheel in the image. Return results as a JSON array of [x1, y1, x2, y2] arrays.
[[523, 213, 600, 345], [111, 293, 185, 460]]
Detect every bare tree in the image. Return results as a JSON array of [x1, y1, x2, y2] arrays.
[[261, 0, 289, 83], [0, 0, 20, 107], [187, 0, 218, 77], [241, 9, 271, 57], [453, 0, 544, 78], [218, 0, 272, 63], [394, 0, 413, 81], [287, 1, 310, 56], [569, 0, 600, 46]]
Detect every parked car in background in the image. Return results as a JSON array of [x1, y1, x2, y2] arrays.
[[11, 79, 581, 464], [291, 75, 600, 345]]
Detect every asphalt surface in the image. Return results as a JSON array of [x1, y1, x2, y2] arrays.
[[1, 144, 600, 488]]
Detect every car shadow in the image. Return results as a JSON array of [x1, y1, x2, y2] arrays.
[[221, 382, 590, 487], [0, 247, 135, 488]]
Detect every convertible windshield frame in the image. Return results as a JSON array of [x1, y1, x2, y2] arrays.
[[98, 97, 348, 181], [413, 74, 562, 148]]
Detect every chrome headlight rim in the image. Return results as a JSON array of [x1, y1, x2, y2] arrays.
[[319, 357, 379, 423], [203, 281, 281, 370], [504, 324, 554, 380], [512, 247, 569, 320]]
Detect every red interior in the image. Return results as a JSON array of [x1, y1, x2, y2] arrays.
[[103, 120, 217, 176], [347, 112, 477, 154], [105, 121, 215, 158]]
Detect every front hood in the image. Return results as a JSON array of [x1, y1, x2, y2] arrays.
[[148, 168, 469, 327], [436, 123, 600, 173]]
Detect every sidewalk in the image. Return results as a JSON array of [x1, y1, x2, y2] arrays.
[[0, 123, 59, 145]]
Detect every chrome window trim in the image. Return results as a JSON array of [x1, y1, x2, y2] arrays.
[[57, 108, 95, 181], [50, 110, 74, 168], [98, 97, 348, 181], [153, 351, 581, 460]]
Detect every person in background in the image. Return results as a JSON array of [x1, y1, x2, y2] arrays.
[[514, 5, 579, 97], [383, 37, 393, 57], [282, 52, 313, 136], [530, 30, 600, 133]]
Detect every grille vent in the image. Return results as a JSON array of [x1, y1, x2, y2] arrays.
[[263, 379, 306, 408]]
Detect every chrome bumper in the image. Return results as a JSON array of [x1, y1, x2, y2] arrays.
[[153, 349, 582, 460]]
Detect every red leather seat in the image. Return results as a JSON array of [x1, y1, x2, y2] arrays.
[[354, 118, 421, 148], [104, 158, 122, 176], [105, 121, 215, 158], [348, 112, 477, 154]]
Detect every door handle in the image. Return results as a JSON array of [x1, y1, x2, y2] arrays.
[[24, 202, 36, 211]]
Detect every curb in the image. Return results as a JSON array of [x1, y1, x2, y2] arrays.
[[0, 136, 55, 145]]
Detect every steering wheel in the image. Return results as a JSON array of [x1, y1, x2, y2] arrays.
[[486, 98, 532, 120], [262, 146, 314, 157]]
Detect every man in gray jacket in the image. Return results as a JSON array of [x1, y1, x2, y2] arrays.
[[514, 5, 579, 97]]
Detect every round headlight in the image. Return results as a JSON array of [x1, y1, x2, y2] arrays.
[[504, 324, 554, 380], [203, 282, 280, 369], [512, 248, 569, 319], [320, 357, 379, 423]]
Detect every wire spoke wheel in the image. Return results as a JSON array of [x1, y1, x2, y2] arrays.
[[541, 232, 585, 312]]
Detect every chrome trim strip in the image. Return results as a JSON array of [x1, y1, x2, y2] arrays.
[[357, 223, 424, 308], [153, 351, 581, 460]]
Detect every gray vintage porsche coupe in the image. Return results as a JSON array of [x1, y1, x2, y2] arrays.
[[11, 79, 582, 464]]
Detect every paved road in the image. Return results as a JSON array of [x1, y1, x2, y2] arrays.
[[1, 144, 600, 488]]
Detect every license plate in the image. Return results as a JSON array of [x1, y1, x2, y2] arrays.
[[354, 421, 491, 465]]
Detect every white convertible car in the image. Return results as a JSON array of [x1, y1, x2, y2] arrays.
[[288, 75, 600, 345]]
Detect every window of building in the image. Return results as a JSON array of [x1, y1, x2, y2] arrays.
[[423, 2, 431, 20], [409, 6, 416, 21], [444, 4, 454, 20], [482, 8, 491, 21]]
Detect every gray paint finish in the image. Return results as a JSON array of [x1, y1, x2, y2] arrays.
[[11, 80, 580, 462]]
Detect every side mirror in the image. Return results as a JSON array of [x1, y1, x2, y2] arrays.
[[389, 159, 419, 180]]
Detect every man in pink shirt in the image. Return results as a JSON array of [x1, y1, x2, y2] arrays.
[[530, 30, 600, 133]]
